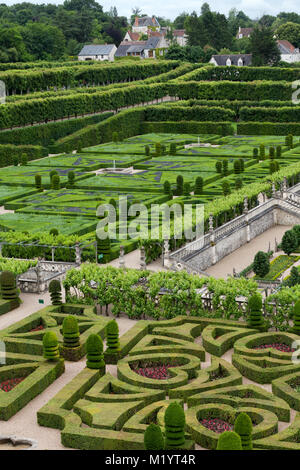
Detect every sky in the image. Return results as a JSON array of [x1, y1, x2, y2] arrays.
[[2, 0, 300, 20]]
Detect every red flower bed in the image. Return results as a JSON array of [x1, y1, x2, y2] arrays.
[[0, 377, 26, 392], [253, 343, 295, 353], [132, 364, 177, 380], [30, 325, 44, 332], [200, 418, 233, 433]]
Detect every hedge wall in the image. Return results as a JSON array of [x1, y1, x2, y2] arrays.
[[141, 121, 235, 135], [144, 106, 235, 122], [240, 106, 300, 123], [0, 144, 46, 167], [237, 122, 300, 135]]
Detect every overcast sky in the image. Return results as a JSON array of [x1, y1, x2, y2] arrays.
[[2, 0, 300, 20]]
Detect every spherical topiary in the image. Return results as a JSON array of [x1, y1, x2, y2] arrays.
[[62, 315, 80, 349], [49, 228, 59, 236], [292, 300, 300, 334], [248, 293, 264, 329], [144, 423, 165, 450], [105, 320, 120, 353], [216, 431, 242, 450], [43, 331, 60, 361], [164, 402, 185, 448], [234, 412, 253, 450], [86, 334, 104, 369], [0, 270, 20, 304], [49, 279, 62, 305]]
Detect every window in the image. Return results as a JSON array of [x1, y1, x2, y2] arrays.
[[226, 58, 232, 66]]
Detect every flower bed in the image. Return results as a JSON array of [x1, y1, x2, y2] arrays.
[[131, 364, 176, 380], [254, 343, 295, 353], [30, 325, 44, 332], [0, 377, 26, 392], [199, 418, 233, 433]]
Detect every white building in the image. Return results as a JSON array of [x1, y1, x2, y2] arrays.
[[173, 30, 188, 47], [277, 40, 300, 63], [132, 16, 160, 34], [78, 44, 117, 62]]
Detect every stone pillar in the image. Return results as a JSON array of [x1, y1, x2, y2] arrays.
[[51, 247, 55, 262], [36, 259, 42, 294], [243, 197, 248, 214], [75, 242, 81, 265], [163, 239, 170, 268], [209, 213, 217, 265], [140, 245, 146, 270], [282, 177, 287, 200], [274, 237, 278, 252], [272, 182, 276, 198], [119, 245, 125, 269]]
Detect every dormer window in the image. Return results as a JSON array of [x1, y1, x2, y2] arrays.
[[226, 58, 232, 66], [237, 58, 243, 66]]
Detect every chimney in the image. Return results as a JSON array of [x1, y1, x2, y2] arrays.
[[134, 16, 139, 26], [152, 16, 156, 25], [238, 26, 241, 33]]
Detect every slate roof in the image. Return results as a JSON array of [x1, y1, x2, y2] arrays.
[[145, 36, 161, 49], [127, 45, 146, 53], [78, 44, 115, 56], [115, 41, 146, 57], [236, 27, 253, 37], [134, 16, 160, 27], [211, 54, 252, 66]]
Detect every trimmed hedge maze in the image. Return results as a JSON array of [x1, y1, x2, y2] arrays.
[[26, 315, 300, 450], [0, 304, 111, 420]]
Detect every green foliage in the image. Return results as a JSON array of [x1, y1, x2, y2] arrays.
[[21, 153, 28, 166], [155, 142, 162, 157], [194, 176, 203, 195], [176, 175, 184, 196], [144, 423, 165, 450], [49, 279, 62, 305], [234, 412, 253, 450], [260, 144, 265, 159], [145, 145, 150, 156], [67, 171, 75, 187], [216, 161, 222, 174], [106, 320, 120, 353], [163, 180, 172, 195], [250, 25, 280, 66], [217, 431, 242, 450], [35, 174, 42, 190], [164, 402, 185, 449], [248, 293, 265, 329], [292, 300, 300, 335], [43, 331, 60, 361], [170, 143, 177, 155], [235, 178, 243, 190], [222, 181, 231, 196], [86, 334, 105, 369], [51, 174, 60, 190], [287, 267, 300, 287], [62, 315, 80, 349], [0, 270, 19, 304], [183, 182, 191, 196], [282, 230, 298, 255], [253, 251, 270, 278], [234, 160, 241, 174]]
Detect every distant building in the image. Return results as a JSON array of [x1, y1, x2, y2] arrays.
[[123, 31, 140, 42], [210, 54, 252, 66], [132, 16, 160, 34], [78, 44, 117, 62], [277, 39, 300, 63], [173, 29, 188, 46], [236, 27, 254, 39]]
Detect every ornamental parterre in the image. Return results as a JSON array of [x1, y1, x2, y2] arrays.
[[253, 343, 296, 353], [0, 377, 26, 392], [199, 418, 233, 433], [132, 364, 176, 380]]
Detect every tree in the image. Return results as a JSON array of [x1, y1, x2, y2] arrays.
[[250, 25, 280, 66], [165, 44, 186, 61], [164, 180, 172, 195], [183, 182, 191, 196], [248, 293, 265, 329], [176, 175, 184, 196], [35, 174, 42, 190], [222, 181, 231, 196], [194, 177, 203, 195], [276, 22, 300, 48], [217, 431, 242, 450], [253, 251, 270, 278], [185, 9, 232, 50], [51, 174, 60, 190], [281, 229, 298, 255], [235, 178, 243, 190], [173, 11, 189, 30], [68, 171, 75, 187], [144, 423, 164, 450], [234, 412, 253, 450], [288, 266, 300, 287]]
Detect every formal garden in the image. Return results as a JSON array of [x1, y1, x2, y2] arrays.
[[1, 59, 300, 451]]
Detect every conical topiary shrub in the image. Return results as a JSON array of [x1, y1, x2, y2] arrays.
[[144, 423, 165, 450], [62, 315, 80, 348], [234, 412, 253, 450], [86, 334, 105, 370], [217, 431, 242, 450], [0, 271, 20, 306], [248, 293, 265, 329], [292, 300, 300, 334], [105, 320, 120, 353], [164, 402, 185, 449], [49, 279, 62, 305], [43, 331, 60, 361]]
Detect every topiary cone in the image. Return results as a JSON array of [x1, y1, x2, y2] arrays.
[[86, 334, 105, 369], [62, 315, 80, 348], [164, 402, 185, 448], [105, 320, 120, 353], [43, 331, 60, 361], [234, 412, 253, 450], [144, 423, 165, 450], [217, 431, 242, 450], [248, 294, 265, 329], [49, 279, 62, 305], [292, 300, 300, 334], [0, 270, 20, 304]]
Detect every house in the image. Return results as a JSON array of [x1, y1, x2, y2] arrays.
[[132, 16, 160, 34], [277, 39, 300, 63], [236, 27, 253, 39], [123, 31, 140, 42], [115, 41, 146, 58], [78, 44, 117, 62], [210, 54, 252, 66], [173, 29, 188, 46]]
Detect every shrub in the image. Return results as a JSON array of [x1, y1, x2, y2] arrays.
[[170, 143, 177, 155], [49, 279, 62, 305], [97, 235, 111, 263], [145, 145, 150, 156], [20, 153, 28, 166], [253, 148, 258, 158], [67, 171, 75, 187], [248, 293, 265, 329], [0, 270, 20, 304], [86, 334, 105, 369], [183, 182, 191, 196], [112, 132, 118, 143], [51, 174, 60, 190], [144, 423, 165, 450], [260, 144, 265, 159], [287, 266, 300, 287], [161, 144, 167, 155], [234, 412, 253, 450], [222, 181, 231, 196], [276, 145, 282, 158], [239, 158, 244, 172], [282, 230, 298, 255], [269, 161, 276, 174], [176, 175, 183, 196], [217, 431, 242, 450], [62, 315, 80, 349], [234, 160, 241, 174], [293, 225, 300, 246], [222, 160, 228, 176], [291, 299, 300, 335], [49, 170, 58, 179], [269, 146, 275, 159], [49, 228, 59, 236], [164, 402, 185, 449], [164, 180, 172, 195], [194, 176, 203, 195], [43, 331, 60, 361], [216, 161, 222, 173], [253, 251, 270, 278], [13, 156, 18, 166], [235, 178, 243, 190], [106, 320, 120, 353], [155, 142, 161, 157], [35, 174, 42, 190]]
